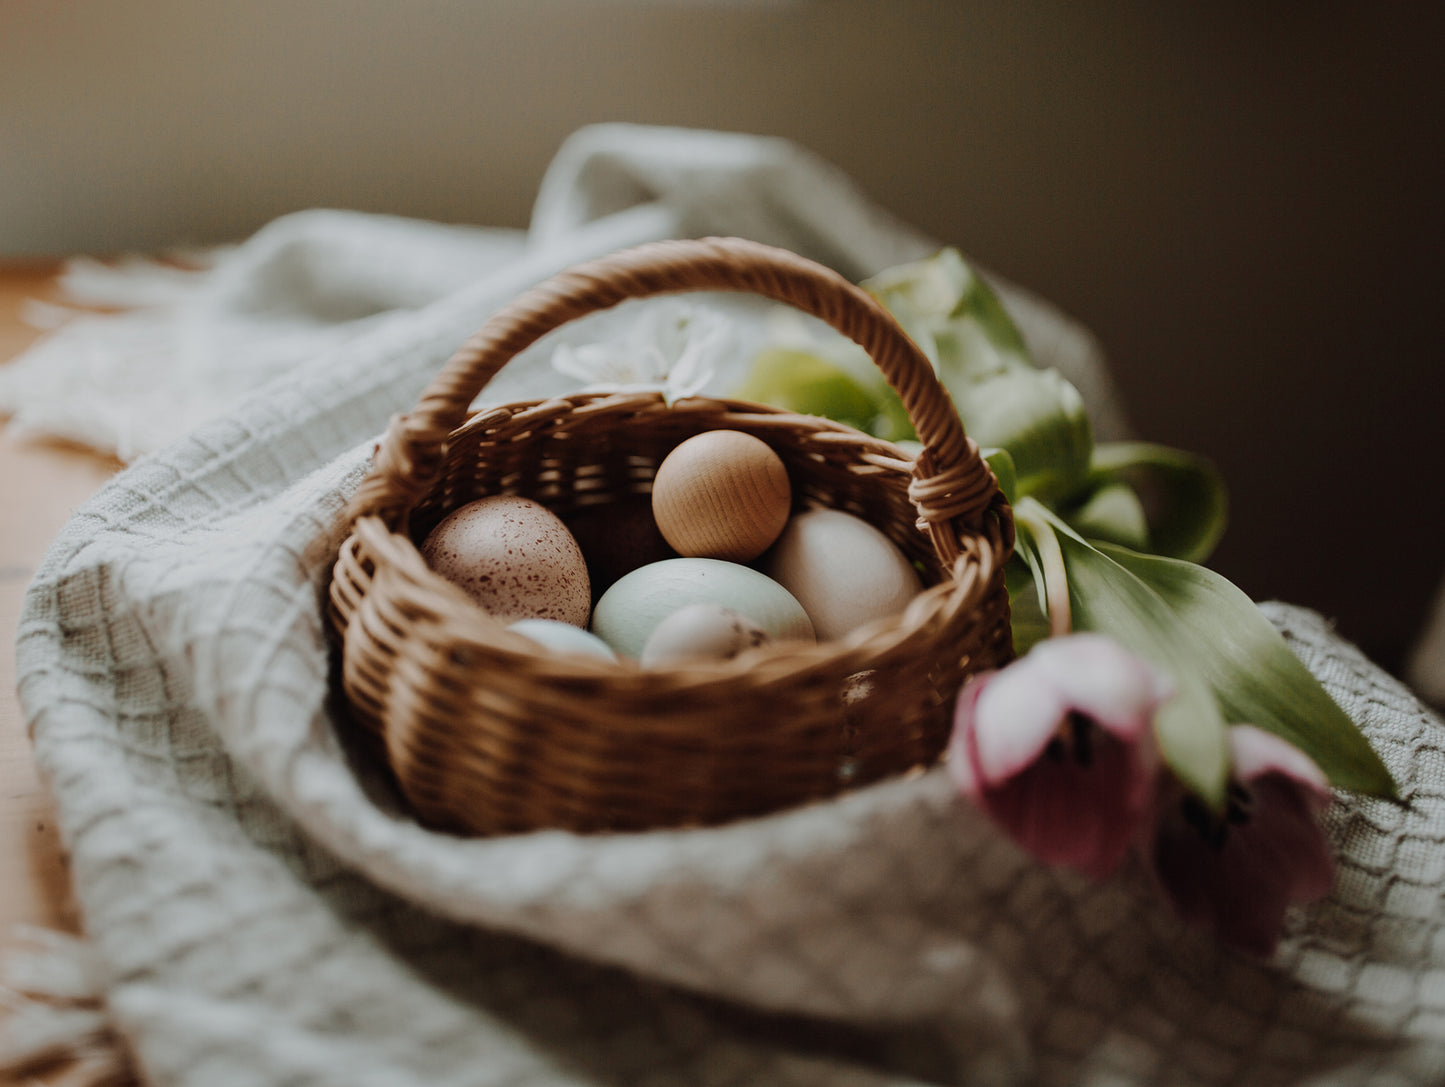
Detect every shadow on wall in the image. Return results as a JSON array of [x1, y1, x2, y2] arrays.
[[3, 0, 1442, 674]]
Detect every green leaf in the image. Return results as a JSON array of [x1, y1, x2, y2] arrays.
[[1094, 542, 1398, 798], [735, 349, 890, 433], [1089, 442, 1228, 564], [863, 249, 1096, 503], [1009, 511, 1046, 605], [953, 369, 1093, 502], [950, 260, 1032, 360], [864, 248, 1032, 380], [1004, 557, 1050, 657], [1014, 498, 1070, 639], [981, 446, 1018, 505], [1063, 479, 1150, 552], [1019, 499, 1231, 806]]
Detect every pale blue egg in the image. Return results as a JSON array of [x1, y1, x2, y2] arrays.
[[506, 619, 618, 663], [590, 558, 814, 660]]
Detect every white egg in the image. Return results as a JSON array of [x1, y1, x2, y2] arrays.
[[639, 603, 772, 668], [506, 619, 618, 663], [590, 558, 814, 660], [761, 508, 923, 641]]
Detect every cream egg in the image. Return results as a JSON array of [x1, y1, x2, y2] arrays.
[[590, 557, 814, 660], [760, 508, 923, 641], [638, 603, 771, 668], [420, 495, 590, 626]]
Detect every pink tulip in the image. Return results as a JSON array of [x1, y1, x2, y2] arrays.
[[947, 634, 1172, 879], [1148, 724, 1335, 957]]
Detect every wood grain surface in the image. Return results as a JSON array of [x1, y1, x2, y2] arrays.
[[650, 427, 793, 562], [0, 264, 123, 937]]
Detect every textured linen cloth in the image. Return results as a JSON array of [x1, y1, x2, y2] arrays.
[[0, 125, 1130, 463], [10, 124, 1445, 1086]]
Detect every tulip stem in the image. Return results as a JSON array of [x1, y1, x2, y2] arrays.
[[1016, 498, 1072, 638]]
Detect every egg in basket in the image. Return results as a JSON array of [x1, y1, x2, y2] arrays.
[[327, 237, 1014, 837]]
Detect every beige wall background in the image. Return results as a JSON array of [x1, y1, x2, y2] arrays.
[[3, 0, 1441, 674]]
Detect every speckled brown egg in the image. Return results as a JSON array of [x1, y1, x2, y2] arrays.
[[420, 495, 591, 626]]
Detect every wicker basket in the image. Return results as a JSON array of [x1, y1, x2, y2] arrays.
[[328, 237, 1015, 836]]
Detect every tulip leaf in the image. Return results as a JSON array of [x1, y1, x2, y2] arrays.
[[1061, 478, 1150, 552], [1089, 442, 1228, 564], [950, 262, 1032, 359], [736, 348, 917, 442], [864, 247, 1031, 380], [1004, 557, 1050, 657], [1009, 510, 1046, 611], [1013, 503, 1068, 639], [981, 446, 1018, 505], [953, 369, 1094, 503], [1094, 542, 1398, 798], [1019, 499, 1230, 807], [863, 249, 1097, 503]]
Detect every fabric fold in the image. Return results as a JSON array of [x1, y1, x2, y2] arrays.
[[11, 124, 1445, 1086]]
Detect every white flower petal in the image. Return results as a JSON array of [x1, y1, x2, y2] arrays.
[[1027, 633, 1172, 738], [970, 670, 1071, 783], [551, 300, 732, 405]]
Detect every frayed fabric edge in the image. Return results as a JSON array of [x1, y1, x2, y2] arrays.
[[0, 926, 135, 1086]]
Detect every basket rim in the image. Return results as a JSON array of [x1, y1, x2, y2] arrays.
[[325, 238, 1020, 834], [336, 391, 1010, 690]]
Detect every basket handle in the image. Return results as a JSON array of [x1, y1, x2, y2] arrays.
[[351, 236, 1002, 546]]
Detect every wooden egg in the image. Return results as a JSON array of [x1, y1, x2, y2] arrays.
[[650, 430, 792, 562]]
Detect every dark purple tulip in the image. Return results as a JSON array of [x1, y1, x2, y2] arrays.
[[1150, 724, 1334, 957], [948, 634, 1171, 879]]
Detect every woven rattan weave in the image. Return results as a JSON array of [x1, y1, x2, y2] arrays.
[[328, 237, 1015, 836]]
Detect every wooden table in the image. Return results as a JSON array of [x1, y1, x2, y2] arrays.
[[0, 265, 123, 937]]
